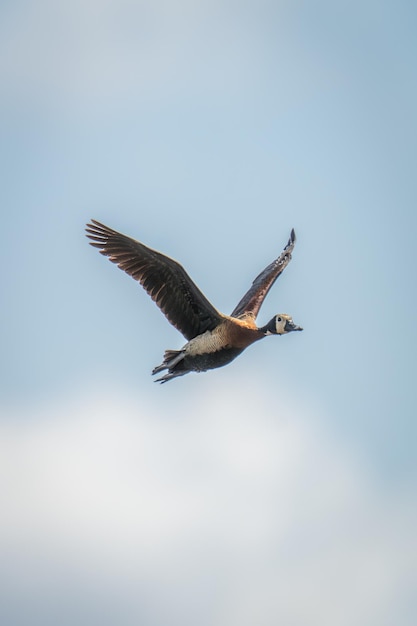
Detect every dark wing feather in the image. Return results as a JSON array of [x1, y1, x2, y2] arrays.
[[86, 220, 223, 340], [231, 229, 296, 319]]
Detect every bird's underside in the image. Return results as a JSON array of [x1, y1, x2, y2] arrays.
[[152, 346, 245, 383], [151, 316, 264, 383], [86, 220, 299, 382]]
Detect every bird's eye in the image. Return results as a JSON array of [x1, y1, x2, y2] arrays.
[[277, 316, 282, 322]]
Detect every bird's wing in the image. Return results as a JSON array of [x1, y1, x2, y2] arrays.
[[86, 220, 223, 340], [230, 229, 296, 319]]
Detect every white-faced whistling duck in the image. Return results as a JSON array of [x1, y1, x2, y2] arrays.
[[86, 220, 303, 383]]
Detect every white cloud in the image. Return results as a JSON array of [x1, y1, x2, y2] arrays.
[[0, 0, 319, 118], [0, 382, 415, 626], [0, 1, 265, 109]]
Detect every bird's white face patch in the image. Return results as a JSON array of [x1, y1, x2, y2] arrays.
[[275, 314, 291, 335]]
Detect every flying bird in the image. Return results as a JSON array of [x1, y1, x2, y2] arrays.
[[86, 220, 303, 382]]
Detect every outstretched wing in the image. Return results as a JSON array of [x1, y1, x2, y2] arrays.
[[231, 229, 296, 319], [86, 220, 223, 340]]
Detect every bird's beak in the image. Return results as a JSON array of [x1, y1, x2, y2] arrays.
[[285, 320, 303, 332]]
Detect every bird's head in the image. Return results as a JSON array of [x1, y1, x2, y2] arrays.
[[263, 313, 303, 335]]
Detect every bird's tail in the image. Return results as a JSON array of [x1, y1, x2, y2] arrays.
[[152, 349, 186, 383]]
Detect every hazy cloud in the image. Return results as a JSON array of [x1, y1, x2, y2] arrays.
[[0, 383, 415, 625], [0, 0, 283, 111]]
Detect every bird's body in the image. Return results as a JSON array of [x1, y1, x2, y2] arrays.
[[86, 220, 302, 382]]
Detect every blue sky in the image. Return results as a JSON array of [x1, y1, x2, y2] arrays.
[[1, 2, 416, 625]]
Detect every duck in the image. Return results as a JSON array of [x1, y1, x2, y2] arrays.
[[86, 220, 303, 383]]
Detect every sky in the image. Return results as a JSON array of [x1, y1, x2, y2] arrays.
[[1, 1, 416, 625]]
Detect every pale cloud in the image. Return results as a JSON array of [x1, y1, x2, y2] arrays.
[[0, 0, 267, 108], [0, 0, 320, 118], [0, 382, 415, 625]]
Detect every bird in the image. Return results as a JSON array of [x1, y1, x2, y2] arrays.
[[86, 220, 303, 383]]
